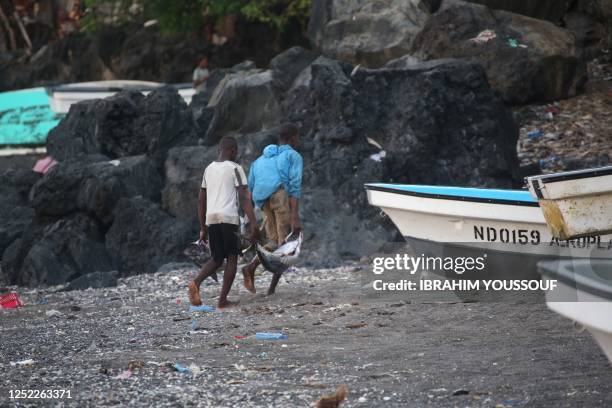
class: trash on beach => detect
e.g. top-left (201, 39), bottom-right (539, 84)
top-left (369, 150), bottom-right (387, 162)
top-left (233, 335), bottom-right (247, 340)
top-left (189, 305), bottom-right (215, 312)
top-left (345, 322), bottom-right (367, 329)
top-left (0, 292), bottom-right (22, 309)
top-left (45, 309), bottom-right (63, 318)
top-left (115, 369), bottom-right (132, 379)
top-left (33, 156), bottom-right (57, 174)
top-left (507, 38), bottom-right (519, 48)
top-left (256, 232), bottom-right (303, 274)
top-left (255, 332), bottom-right (288, 340)
top-left (173, 363), bottom-right (191, 374)
top-left (315, 385), bottom-right (348, 408)
top-left (527, 129), bottom-right (543, 140)
top-left (366, 137), bottom-right (383, 150)
top-left (10, 359), bottom-right (35, 367)
top-left (470, 29), bottom-right (496, 44)
top-left (350, 64), bottom-right (361, 77)
top-left (452, 389), bottom-right (470, 396)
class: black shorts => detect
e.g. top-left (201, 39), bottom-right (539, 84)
top-left (208, 223), bottom-right (240, 262)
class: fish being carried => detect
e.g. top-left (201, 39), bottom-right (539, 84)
top-left (256, 232), bottom-right (303, 275)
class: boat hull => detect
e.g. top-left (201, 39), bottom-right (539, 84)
top-left (47, 81), bottom-right (196, 114)
top-left (539, 260), bottom-right (612, 364)
top-left (366, 184), bottom-right (612, 279)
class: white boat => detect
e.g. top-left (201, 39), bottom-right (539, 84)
top-left (539, 260), bottom-right (612, 364)
top-left (365, 184), bottom-right (612, 279)
top-left (526, 166), bottom-right (612, 240)
top-left (46, 80), bottom-right (196, 114)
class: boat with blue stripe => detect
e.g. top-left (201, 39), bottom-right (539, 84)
top-left (365, 183), bottom-right (612, 279)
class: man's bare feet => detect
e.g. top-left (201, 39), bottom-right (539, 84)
top-left (188, 280), bottom-right (202, 306)
top-left (218, 300), bottom-right (239, 309)
top-left (241, 265), bottom-right (256, 294)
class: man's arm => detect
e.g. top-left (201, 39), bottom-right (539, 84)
top-left (238, 185), bottom-right (259, 241)
top-left (287, 153), bottom-right (303, 233)
top-left (198, 188), bottom-right (207, 241)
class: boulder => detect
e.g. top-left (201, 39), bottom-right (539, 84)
top-left (205, 70), bottom-right (281, 145)
top-left (0, 205), bottom-right (35, 257)
top-left (270, 47), bottom-right (319, 93)
top-left (105, 197), bottom-right (197, 275)
top-left (162, 146), bottom-right (218, 218)
top-left (412, 0), bottom-right (587, 104)
top-left (0, 169), bottom-right (40, 256)
top-left (30, 155), bottom-right (162, 224)
top-left (467, 0), bottom-right (570, 23)
top-left (65, 270), bottom-right (119, 291)
top-left (2, 214), bottom-right (114, 287)
top-left (284, 57), bottom-right (520, 215)
top-left (307, 0), bottom-right (432, 67)
top-left (47, 88), bottom-right (197, 165)
top-left (0, 168), bottom-right (40, 207)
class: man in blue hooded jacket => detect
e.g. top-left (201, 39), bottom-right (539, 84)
top-left (242, 123), bottom-right (303, 294)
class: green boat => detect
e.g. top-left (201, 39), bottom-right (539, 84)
top-left (0, 87), bottom-right (63, 146)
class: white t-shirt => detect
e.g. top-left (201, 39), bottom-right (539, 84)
top-left (201, 160), bottom-right (247, 225)
top-left (193, 68), bottom-right (210, 93)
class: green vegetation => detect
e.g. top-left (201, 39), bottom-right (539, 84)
top-left (82, 0), bottom-right (311, 34)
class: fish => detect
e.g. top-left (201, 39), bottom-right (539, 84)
top-left (256, 232), bottom-right (303, 274)
top-left (182, 240), bottom-right (218, 283)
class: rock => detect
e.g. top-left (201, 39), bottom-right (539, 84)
top-left (412, 0), bottom-right (587, 104)
top-left (205, 70), bottom-right (281, 145)
top-left (0, 168), bottom-right (40, 207)
top-left (0, 168), bottom-right (40, 255)
top-left (285, 57), bottom-right (519, 214)
top-left (30, 155), bottom-right (162, 224)
top-left (231, 60), bottom-right (257, 72)
top-left (565, 11), bottom-right (607, 59)
top-left (3, 214), bottom-right (114, 287)
top-left (189, 93), bottom-right (216, 138)
top-left (467, 0), bottom-right (570, 22)
top-left (307, 0), bottom-right (431, 67)
top-left (65, 271), bottom-right (119, 291)
top-left (105, 197), bottom-right (197, 275)
top-left (162, 146), bottom-right (217, 218)
top-left (47, 88), bottom-right (197, 166)
top-left (270, 46), bottom-right (319, 93)
top-left (0, 205), bottom-right (35, 257)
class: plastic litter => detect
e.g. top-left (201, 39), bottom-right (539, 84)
top-left (0, 292), bottom-right (22, 309)
top-left (507, 38), bottom-right (519, 48)
top-left (255, 332), bottom-right (288, 340)
top-left (33, 156), bottom-right (57, 174)
top-left (369, 150), bottom-right (387, 162)
top-left (527, 129), bottom-right (543, 140)
top-left (45, 309), bottom-right (63, 318)
top-left (470, 29), bottom-right (496, 44)
top-left (233, 335), bottom-right (247, 340)
top-left (10, 359), bottom-right (35, 367)
top-left (115, 369), bottom-right (132, 379)
top-left (173, 363), bottom-right (191, 374)
top-left (189, 305), bottom-right (215, 312)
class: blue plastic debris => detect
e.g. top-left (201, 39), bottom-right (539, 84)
top-left (507, 38), bottom-right (519, 48)
top-left (527, 129), bottom-right (543, 140)
top-left (191, 319), bottom-right (198, 330)
top-left (173, 363), bottom-right (190, 374)
top-left (256, 332), bottom-right (288, 340)
top-left (189, 305), bottom-right (215, 312)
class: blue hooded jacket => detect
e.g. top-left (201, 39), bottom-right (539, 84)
top-left (248, 144), bottom-right (303, 209)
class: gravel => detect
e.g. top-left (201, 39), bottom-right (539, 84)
top-left (1, 262), bottom-right (611, 407)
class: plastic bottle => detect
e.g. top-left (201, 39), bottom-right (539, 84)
top-left (255, 332), bottom-right (288, 340)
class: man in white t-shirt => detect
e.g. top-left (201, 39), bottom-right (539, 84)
top-left (193, 56), bottom-right (210, 94)
top-left (188, 136), bottom-right (259, 309)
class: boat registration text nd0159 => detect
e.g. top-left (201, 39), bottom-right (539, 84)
top-left (473, 225), bottom-right (540, 245)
